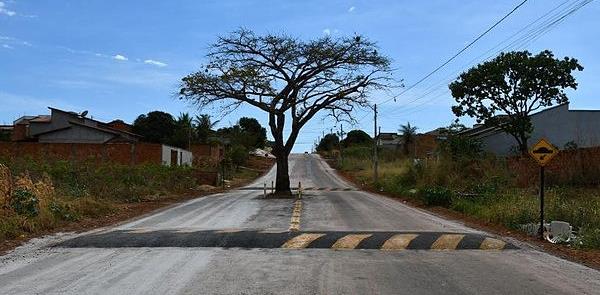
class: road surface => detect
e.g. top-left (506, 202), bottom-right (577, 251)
top-left (1, 154), bottom-right (599, 294)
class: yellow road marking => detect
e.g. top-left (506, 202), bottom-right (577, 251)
top-left (331, 234), bottom-right (372, 249)
top-left (479, 237), bottom-right (506, 250)
top-left (289, 199), bottom-right (303, 231)
top-left (431, 234), bottom-right (465, 250)
top-left (381, 234), bottom-right (419, 250)
top-left (282, 233), bottom-right (325, 249)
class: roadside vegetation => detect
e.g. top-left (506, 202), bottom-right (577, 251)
top-left (0, 158), bottom-right (194, 242)
top-left (321, 125), bottom-right (600, 250)
top-left (318, 49), bottom-right (600, 250)
top-left (0, 155), bottom-right (271, 245)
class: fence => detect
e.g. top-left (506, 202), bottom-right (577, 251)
top-left (0, 142), bottom-right (164, 165)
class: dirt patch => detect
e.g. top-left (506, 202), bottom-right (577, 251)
top-left (331, 160), bottom-right (600, 271)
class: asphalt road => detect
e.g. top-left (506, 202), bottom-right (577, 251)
top-left (1, 154), bottom-right (599, 294)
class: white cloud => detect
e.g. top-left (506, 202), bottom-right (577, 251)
top-left (323, 28), bottom-right (331, 35)
top-left (113, 54), bottom-right (128, 61)
top-left (2, 44), bottom-right (13, 49)
top-left (0, 1), bottom-right (16, 16)
top-left (144, 59), bottom-right (167, 67)
top-left (348, 6), bottom-right (356, 13)
top-left (0, 35), bottom-right (31, 48)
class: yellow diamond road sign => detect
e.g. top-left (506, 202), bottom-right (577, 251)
top-left (529, 138), bottom-right (558, 166)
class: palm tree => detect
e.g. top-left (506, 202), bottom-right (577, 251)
top-left (194, 114), bottom-right (219, 143)
top-left (177, 113), bottom-right (194, 149)
top-left (399, 122), bottom-right (418, 156)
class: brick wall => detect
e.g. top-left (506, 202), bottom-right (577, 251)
top-left (508, 146), bottom-right (600, 187)
top-left (0, 142), bottom-right (162, 165)
top-left (191, 143), bottom-right (222, 167)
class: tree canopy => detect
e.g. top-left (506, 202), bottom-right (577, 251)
top-left (449, 50), bottom-right (583, 154)
top-left (316, 133), bottom-right (340, 152)
top-left (216, 117), bottom-right (267, 149)
top-left (132, 111), bottom-right (177, 144)
top-left (194, 114), bottom-right (218, 143)
top-left (179, 29), bottom-right (392, 194)
top-left (342, 130), bottom-right (372, 147)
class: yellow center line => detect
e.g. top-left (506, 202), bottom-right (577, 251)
top-left (431, 234), bottom-right (465, 250)
top-left (479, 237), bottom-right (507, 250)
top-left (289, 199), bottom-right (303, 231)
top-left (281, 233), bottom-right (325, 249)
top-left (381, 234), bottom-right (419, 250)
top-left (331, 234), bottom-right (372, 249)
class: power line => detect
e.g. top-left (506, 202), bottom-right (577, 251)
top-left (381, 0), bottom-right (593, 120)
top-left (356, 0), bottom-right (530, 123)
top-left (381, 0), bottom-right (529, 105)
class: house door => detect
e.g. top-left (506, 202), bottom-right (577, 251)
top-left (170, 150), bottom-right (178, 166)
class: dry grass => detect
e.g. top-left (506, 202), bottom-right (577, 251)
top-left (338, 150), bottom-right (600, 249)
top-left (0, 158), bottom-right (203, 242)
top-left (0, 164), bottom-right (10, 207)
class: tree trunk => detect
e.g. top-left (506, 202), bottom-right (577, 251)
top-left (275, 152), bottom-right (292, 196)
top-left (519, 135), bottom-right (529, 156)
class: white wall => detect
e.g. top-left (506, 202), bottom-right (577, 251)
top-left (480, 104), bottom-right (600, 155)
top-left (161, 145), bottom-right (193, 166)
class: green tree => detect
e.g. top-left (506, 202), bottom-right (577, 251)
top-left (132, 111), bottom-right (177, 144)
top-left (179, 29), bottom-right (391, 194)
top-left (438, 123), bottom-right (482, 159)
top-left (399, 122), bottom-right (418, 156)
top-left (238, 117), bottom-right (267, 149)
top-left (228, 144), bottom-right (248, 168)
top-left (170, 113), bottom-right (194, 149)
top-left (342, 130), bottom-right (372, 147)
top-left (316, 133), bottom-right (340, 152)
top-left (194, 114), bottom-right (218, 143)
top-left (449, 50), bottom-right (583, 155)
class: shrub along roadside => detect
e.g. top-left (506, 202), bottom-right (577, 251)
top-left (335, 152), bottom-right (600, 250)
top-left (0, 158), bottom-right (204, 243)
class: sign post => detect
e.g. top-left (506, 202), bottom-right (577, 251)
top-left (528, 138), bottom-right (559, 239)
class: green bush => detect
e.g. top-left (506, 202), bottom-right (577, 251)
top-left (575, 227), bottom-right (600, 249)
top-left (420, 186), bottom-right (453, 207)
top-left (48, 201), bottom-right (80, 221)
top-left (10, 188), bottom-right (39, 217)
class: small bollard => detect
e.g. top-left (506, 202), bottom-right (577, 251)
top-left (271, 181), bottom-right (274, 194)
top-left (298, 181), bottom-right (302, 199)
top-left (264, 182), bottom-right (267, 198)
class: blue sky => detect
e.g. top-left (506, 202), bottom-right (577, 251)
top-left (1, 0), bottom-right (599, 152)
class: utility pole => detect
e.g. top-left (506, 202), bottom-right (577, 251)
top-left (373, 104), bottom-right (379, 183)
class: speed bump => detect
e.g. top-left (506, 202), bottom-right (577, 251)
top-left (381, 234), bottom-right (419, 250)
top-left (56, 230), bottom-right (517, 251)
top-left (282, 233), bottom-right (325, 249)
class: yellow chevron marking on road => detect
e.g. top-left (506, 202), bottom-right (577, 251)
top-left (431, 234), bottom-right (465, 250)
top-left (381, 234), bottom-right (419, 250)
top-left (289, 199), bottom-right (303, 231)
top-left (331, 234), bottom-right (372, 249)
top-left (479, 237), bottom-right (507, 250)
top-left (282, 233), bottom-right (325, 249)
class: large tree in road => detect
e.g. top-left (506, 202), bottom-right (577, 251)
top-left (449, 50), bottom-right (582, 155)
top-left (179, 29), bottom-right (391, 195)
